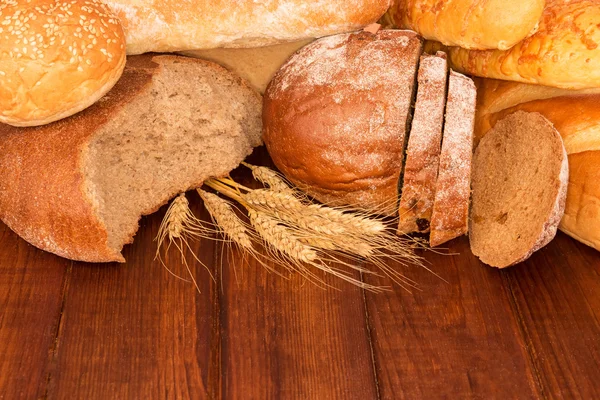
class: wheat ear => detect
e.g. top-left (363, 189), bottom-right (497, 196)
top-left (155, 193), bottom-right (207, 293)
top-left (198, 189), bottom-right (253, 250)
top-left (242, 162), bottom-right (290, 192)
top-left (248, 209), bottom-right (317, 263)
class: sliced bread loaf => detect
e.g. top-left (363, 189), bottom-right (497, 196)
top-left (0, 55), bottom-right (262, 263)
top-left (430, 70), bottom-right (477, 247)
top-left (470, 111), bottom-right (568, 268)
top-left (398, 51), bottom-right (448, 234)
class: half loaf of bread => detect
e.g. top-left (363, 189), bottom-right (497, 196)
top-left (0, 55), bottom-right (262, 262)
top-left (470, 111), bottom-right (568, 268)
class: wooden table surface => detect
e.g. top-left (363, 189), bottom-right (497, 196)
top-left (1, 149), bottom-right (600, 399)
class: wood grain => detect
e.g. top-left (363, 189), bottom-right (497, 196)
top-left (218, 159), bottom-right (379, 399)
top-left (2, 155), bottom-right (600, 398)
top-left (0, 222), bottom-right (69, 399)
top-left (364, 237), bottom-right (541, 399)
top-left (44, 200), bottom-right (220, 399)
top-left (504, 232), bottom-right (600, 399)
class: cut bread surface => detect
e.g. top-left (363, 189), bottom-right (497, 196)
top-left (84, 57), bottom-right (263, 254)
top-left (470, 111), bottom-right (568, 268)
top-left (0, 55), bottom-right (262, 262)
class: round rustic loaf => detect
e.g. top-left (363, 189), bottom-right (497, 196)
top-left (263, 30), bottom-right (423, 214)
top-left (0, 0), bottom-right (126, 127)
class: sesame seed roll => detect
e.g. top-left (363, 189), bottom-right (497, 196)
top-left (0, 0), bottom-right (126, 127)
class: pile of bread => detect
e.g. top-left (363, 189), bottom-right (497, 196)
top-left (0, 0), bottom-right (597, 269)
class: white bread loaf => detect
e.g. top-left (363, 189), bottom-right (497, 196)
top-left (475, 78), bottom-right (600, 251)
top-left (0, 55), bottom-right (262, 262)
top-left (103, 0), bottom-right (392, 54)
top-left (449, 0), bottom-right (600, 89)
top-left (470, 112), bottom-right (568, 268)
top-left (384, 0), bottom-right (544, 50)
top-left (0, 0), bottom-right (126, 127)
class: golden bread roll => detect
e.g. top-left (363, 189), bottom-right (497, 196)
top-left (475, 78), bottom-right (600, 251)
top-left (384, 0), bottom-right (544, 50)
top-left (0, 0), bottom-right (126, 127)
top-left (103, 0), bottom-right (391, 54)
top-left (450, 0), bottom-right (600, 89)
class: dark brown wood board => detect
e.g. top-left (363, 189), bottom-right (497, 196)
top-left (1, 160), bottom-right (600, 399)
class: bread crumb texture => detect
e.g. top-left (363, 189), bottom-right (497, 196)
top-left (0, 0), bottom-right (126, 126)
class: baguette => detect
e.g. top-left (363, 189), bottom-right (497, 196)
top-left (0, 55), bottom-right (262, 262)
top-left (104, 0), bottom-right (392, 54)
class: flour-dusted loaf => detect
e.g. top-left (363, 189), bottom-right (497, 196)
top-left (263, 30), bottom-right (423, 215)
top-left (0, 55), bottom-right (262, 262)
top-left (0, 0), bottom-right (126, 127)
top-left (449, 0), bottom-right (600, 89)
top-left (430, 71), bottom-right (476, 247)
top-left (470, 112), bottom-right (568, 268)
top-left (398, 52), bottom-right (448, 234)
top-left (385, 0), bottom-right (544, 50)
top-left (103, 0), bottom-right (391, 54)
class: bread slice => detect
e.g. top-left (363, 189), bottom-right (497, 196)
top-left (398, 52), bottom-right (448, 234)
top-left (430, 70), bottom-right (477, 246)
top-left (0, 55), bottom-right (262, 262)
top-left (470, 111), bottom-right (568, 268)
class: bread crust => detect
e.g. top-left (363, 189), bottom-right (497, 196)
top-left (429, 71), bottom-right (476, 247)
top-left (398, 52), bottom-right (448, 234)
top-left (0, 0), bottom-right (127, 127)
top-left (475, 79), bottom-right (600, 251)
top-left (263, 30), bottom-right (423, 215)
top-left (449, 0), bottom-right (600, 89)
top-left (0, 54), bottom-right (262, 262)
top-left (385, 0), bottom-right (544, 50)
top-left (104, 0), bottom-right (391, 54)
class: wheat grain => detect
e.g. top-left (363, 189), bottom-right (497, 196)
top-left (249, 209), bottom-right (317, 263)
top-left (198, 190), bottom-right (253, 250)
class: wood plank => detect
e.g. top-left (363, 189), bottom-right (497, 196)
top-left (364, 236), bottom-right (541, 399)
top-left (219, 248), bottom-right (379, 399)
top-left (0, 222), bottom-right (69, 399)
top-left (503, 232), bottom-right (600, 399)
top-left (218, 153), bottom-right (379, 399)
top-left (45, 199), bottom-right (220, 399)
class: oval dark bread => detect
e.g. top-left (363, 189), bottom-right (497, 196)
top-left (470, 111), bottom-right (569, 268)
top-left (0, 54), bottom-right (262, 263)
top-left (263, 30), bottom-right (423, 215)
